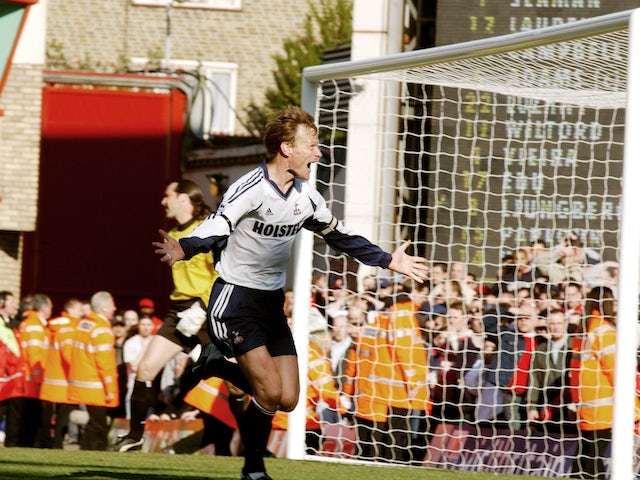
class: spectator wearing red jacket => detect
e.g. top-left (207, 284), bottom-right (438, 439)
top-left (0, 291), bottom-right (24, 447)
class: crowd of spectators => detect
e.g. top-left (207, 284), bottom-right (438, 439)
top-left (306, 231), bottom-right (634, 475)
top-left (0, 231), bottom-right (634, 477)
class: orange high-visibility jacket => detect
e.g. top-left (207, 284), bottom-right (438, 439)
top-left (343, 313), bottom-right (412, 422)
top-left (388, 300), bottom-right (430, 412)
top-left (305, 342), bottom-right (342, 431)
top-left (68, 312), bottom-right (119, 407)
top-left (272, 342), bottom-right (342, 431)
top-left (40, 313), bottom-right (77, 404)
top-left (0, 320), bottom-right (24, 401)
top-left (18, 310), bottom-right (47, 399)
top-left (184, 377), bottom-right (237, 429)
top-left (570, 311), bottom-right (640, 431)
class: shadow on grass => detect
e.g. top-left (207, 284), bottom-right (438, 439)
top-left (0, 451), bottom-right (242, 480)
top-left (4, 472), bottom-right (237, 480)
top-left (0, 460), bottom-right (238, 480)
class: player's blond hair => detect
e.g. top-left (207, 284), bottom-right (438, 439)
top-left (263, 105), bottom-right (317, 161)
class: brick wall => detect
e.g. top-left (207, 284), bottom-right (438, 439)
top-left (0, 63), bottom-right (43, 293)
top-left (46, 0), bottom-right (319, 134)
top-left (0, 232), bottom-right (22, 296)
top-left (0, 64), bottom-right (42, 232)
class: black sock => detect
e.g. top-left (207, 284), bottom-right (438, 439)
top-left (229, 392), bottom-right (249, 428)
top-left (228, 392), bottom-right (248, 455)
top-left (239, 398), bottom-right (275, 474)
top-left (129, 380), bottom-right (154, 441)
top-left (204, 358), bottom-right (253, 395)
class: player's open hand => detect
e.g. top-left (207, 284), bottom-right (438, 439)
top-left (387, 240), bottom-right (428, 284)
top-left (152, 229), bottom-right (185, 266)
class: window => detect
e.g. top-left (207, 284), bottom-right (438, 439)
top-left (130, 58), bottom-right (238, 136)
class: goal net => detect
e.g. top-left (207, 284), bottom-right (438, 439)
top-left (289, 8), bottom-right (640, 478)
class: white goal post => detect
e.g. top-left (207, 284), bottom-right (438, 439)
top-left (288, 8), bottom-right (640, 478)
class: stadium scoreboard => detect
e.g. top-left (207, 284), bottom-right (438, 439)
top-left (436, 1), bottom-right (637, 45)
top-left (425, 1), bottom-right (635, 271)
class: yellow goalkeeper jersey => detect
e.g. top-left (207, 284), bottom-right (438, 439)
top-left (169, 218), bottom-right (218, 306)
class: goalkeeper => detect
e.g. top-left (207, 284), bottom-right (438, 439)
top-left (111, 179), bottom-right (248, 452)
top-left (154, 105), bottom-right (429, 480)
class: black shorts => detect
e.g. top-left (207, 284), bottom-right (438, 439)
top-left (155, 298), bottom-right (210, 353)
top-left (206, 277), bottom-right (296, 358)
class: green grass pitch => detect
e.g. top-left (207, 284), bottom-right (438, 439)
top-left (0, 448), bottom-right (527, 480)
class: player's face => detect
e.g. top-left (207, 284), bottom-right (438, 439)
top-left (161, 182), bottom-right (180, 219)
top-left (286, 125), bottom-right (321, 180)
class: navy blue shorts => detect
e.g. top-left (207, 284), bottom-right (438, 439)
top-left (206, 277), bottom-right (297, 358)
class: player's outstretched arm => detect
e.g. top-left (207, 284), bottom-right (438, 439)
top-left (152, 229), bottom-right (185, 266)
top-left (387, 240), bottom-right (429, 284)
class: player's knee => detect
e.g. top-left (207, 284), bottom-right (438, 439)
top-left (249, 381), bottom-right (279, 409)
top-left (278, 389), bottom-right (300, 412)
top-left (279, 397), bottom-right (299, 413)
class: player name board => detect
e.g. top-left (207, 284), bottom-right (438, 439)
top-left (425, 1), bottom-right (634, 275)
top-left (436, 1), bottom-right (637, 46)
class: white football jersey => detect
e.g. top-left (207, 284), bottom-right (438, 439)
top-left (180, 161), bottom-right (391, 291)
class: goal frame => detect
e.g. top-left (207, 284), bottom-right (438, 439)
top-left (289, 8), bottom-right (640, 479)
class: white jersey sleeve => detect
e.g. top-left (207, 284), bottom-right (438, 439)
top-left (303, 189), bottom-right (392, 268)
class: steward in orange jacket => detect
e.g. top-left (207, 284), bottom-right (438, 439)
top-left (14, 294), bottom-right (53, 447)
top-left (68, 312), bottom-right (118, 408)
top-left (41, 313), bottom-right (76, 404)
top-left (19, 307), bottom-right (49, 399)
top-left (569, 287), bottom-right (640, 479)
top-left (40, 299), bottom-right (83, 449)
top-left (273, 334), bottom-right (346, 428)
top-left (570, 312), bottom-right (618, 432)
top-left (343, 291), bottom-right (429, 461)
top-left (306, 339), bottom-right (343, 432)
top-left (272, 335), bottom-right (344, 454)
top-left (387, 296), bottom-right (430, 413)
top-left (185, 377), bottom-right (238, 430)
top-left (169, 376), bottom-right (239, 456)
top-left (68, 291), bottom-right (119, 451)
top-left (343, 313), bottom-right (406, 423)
